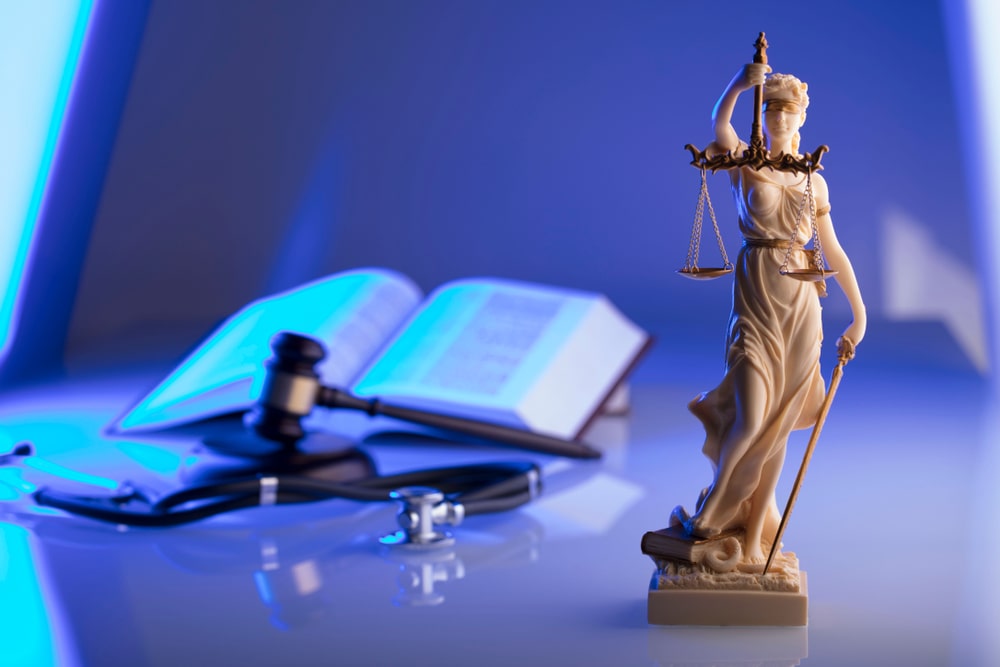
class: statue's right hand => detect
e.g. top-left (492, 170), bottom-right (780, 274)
top-left (734, 63), bottom-right (771, 91)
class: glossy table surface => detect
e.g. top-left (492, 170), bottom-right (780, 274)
top-left (0, 326), bottom-right (996, 667)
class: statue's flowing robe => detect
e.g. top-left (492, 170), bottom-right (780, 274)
top-left (689, 163), bottom-right (826, 534)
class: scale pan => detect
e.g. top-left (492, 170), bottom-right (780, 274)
top-left (780, 269), bottom-right (838, 282)
top-left (677, 267), bottom-right (733, 280)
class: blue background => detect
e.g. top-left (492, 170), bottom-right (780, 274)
top-left (63, 0), bottom-right (971, 370)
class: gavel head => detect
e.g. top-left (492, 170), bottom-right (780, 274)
top-left (248, 331), bottom-right (326, 445)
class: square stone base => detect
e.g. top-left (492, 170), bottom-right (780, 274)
top-left (647, 571), bottom-right (808, 626)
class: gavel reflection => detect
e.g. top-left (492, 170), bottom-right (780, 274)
top-left (248, 332), bottom-right (601, 459)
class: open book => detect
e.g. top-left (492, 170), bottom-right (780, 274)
top-left (114, 268), bottom-right (652, 441)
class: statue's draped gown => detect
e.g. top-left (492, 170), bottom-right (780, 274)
top-left (688, 160), bottom-right (826, 536)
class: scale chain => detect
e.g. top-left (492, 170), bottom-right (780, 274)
top-left (780, 172), bottom-right (819, 274)
top-left (806, 177), bottom-right (826, 272)
top-left (705, 174), bottom-right (731, 270)
top-left (682, 167), bottom-right (732, 275)
top-left (684, 169), bottom-right (708, 271)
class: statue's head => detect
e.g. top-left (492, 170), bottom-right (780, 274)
top-left (763, 73), bottom-right (809, 153)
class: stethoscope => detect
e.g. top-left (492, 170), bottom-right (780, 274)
top-left (3, 442), bottom-right (541, 547)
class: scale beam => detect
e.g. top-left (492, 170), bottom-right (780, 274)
top-left (685, 143), bottom-right (829, 175)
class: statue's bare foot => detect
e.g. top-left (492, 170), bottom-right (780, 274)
top-left (737, 558), bottom-right (766, 574)
top-left (683, 514), bottom-right (722, 539)
top-left (744, 543), bottom-right (766, 565)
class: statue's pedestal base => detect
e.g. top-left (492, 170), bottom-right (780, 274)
top-left (648, 570), bottom-right (808, 626)
top-left (642, 525), bottom-right (808, 626)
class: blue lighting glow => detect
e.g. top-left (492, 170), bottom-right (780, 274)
top-left (22, 457), bottom-right (119, 491)
top-left (0, 523), bottom-right (61, 666)
top-left (965, 0), bottom-right (1000, 366)
top-left (0, 1), bottom-right (95, 364)
top-left (253, 571), bottom-right (275, 605)
top-left (0, 468), bottom-right (37, 500)
top-left (115, 442), bottom-right (182, 475)
top-left (951, 5), bottom-right (1000, 663)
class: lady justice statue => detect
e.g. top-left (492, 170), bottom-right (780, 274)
top-left (642, 34), bottom-right (867, 626)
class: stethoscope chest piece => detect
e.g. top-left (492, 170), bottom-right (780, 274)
top-left (379, 486), bottom-right (465, 549)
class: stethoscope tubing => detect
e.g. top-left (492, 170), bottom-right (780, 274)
top-left (33, 461), bottom-right (541, 527)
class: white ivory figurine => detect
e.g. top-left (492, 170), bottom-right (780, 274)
top-left (672, 62), bottom-right (868, 568)
top-left (644, 34), bottom-right (868, 624)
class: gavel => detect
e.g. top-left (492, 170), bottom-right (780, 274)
top-left (248, 332), bottom-right (602, 459)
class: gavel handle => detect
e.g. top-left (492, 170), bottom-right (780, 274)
top-left (316, 387), bottom-right (602, 460)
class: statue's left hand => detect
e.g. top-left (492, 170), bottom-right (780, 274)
top-left (836, 335), bottom-right (857, 363)
top-left (839, 317), bottom-right (866, 355)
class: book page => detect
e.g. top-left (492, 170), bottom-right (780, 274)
top-left (115, 268), bottom-right (422, 432)
top-left (364, 290), bottom-right (562, 392)
top-left (312, 272), bottom-right (423, 387)
top-left (351, 278), bottom-right (643, 435)
top-left (517, 296), bottom-right (649, 437)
